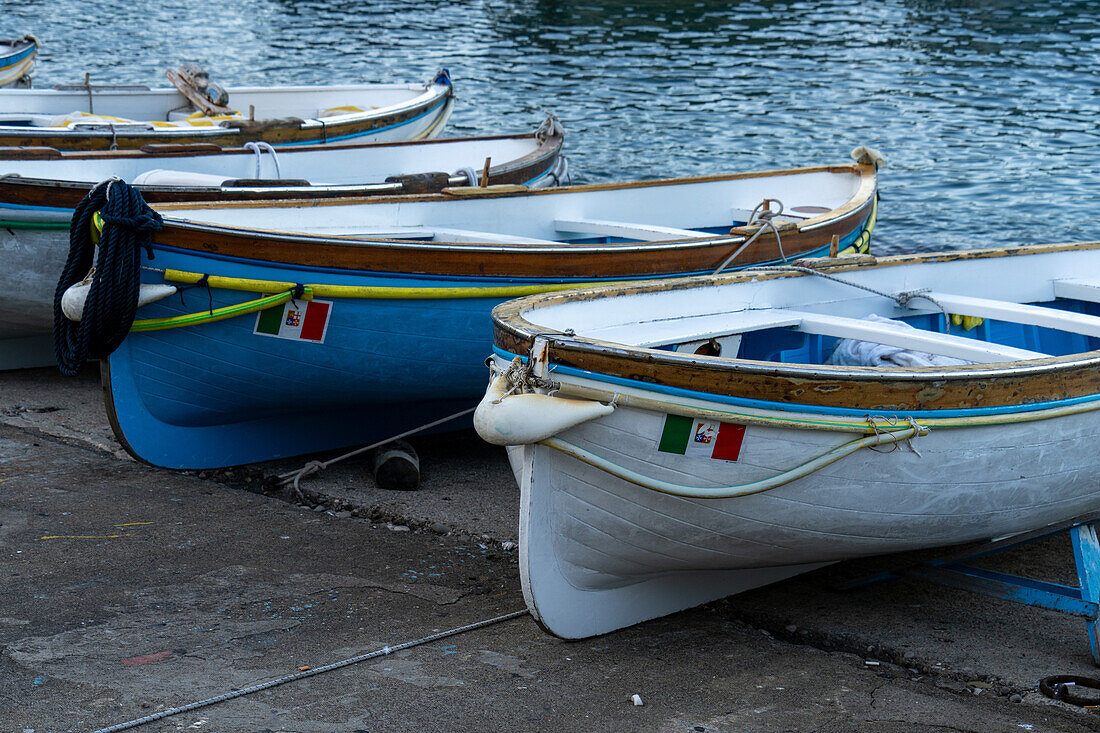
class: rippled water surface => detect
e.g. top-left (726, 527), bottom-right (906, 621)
top-left (9, 1), bottom-right (1100, 253)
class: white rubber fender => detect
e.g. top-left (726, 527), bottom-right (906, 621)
top-left (473, 373), bottom-right (615, 446)
top-left (62, 281), bottom-right (178, 322)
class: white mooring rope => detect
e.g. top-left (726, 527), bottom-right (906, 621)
top-left (243, 141), bottom-right (281, 179)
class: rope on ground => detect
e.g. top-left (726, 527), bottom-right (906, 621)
top-left (277, 406), bottom-right (476, 491)
top-left (91, 609), bottom-right (530, 733)
top-left (53, 178), bottom-right (164, 376)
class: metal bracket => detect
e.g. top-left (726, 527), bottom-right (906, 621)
top-left (838, 513), bottom-right (1100, 664)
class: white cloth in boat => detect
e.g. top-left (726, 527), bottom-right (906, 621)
top-left (826, 314), bottom-right (973, 368)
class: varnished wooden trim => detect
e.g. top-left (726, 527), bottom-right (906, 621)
top-left (0, 131), bottom-right (562, 208)
top-left (152, 163), bottom-right (875, 214)
top-left (491, 241), bottom-right (1100, 411)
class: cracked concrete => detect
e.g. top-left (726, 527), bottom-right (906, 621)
top-left (3, 368), bottom-right (1100, 730)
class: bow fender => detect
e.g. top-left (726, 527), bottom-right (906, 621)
top-left (62, 281), bottom-right (177, 322)
top-left (474, 373), bottom-right (615, 446)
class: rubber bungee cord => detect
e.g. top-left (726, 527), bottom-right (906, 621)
top-left (53, 179), bottom-right (163, 376)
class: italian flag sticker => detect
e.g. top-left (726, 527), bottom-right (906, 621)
top-left (254, 298), bottom-right (332, 343)
top-left (658, 414), bottom-right (746, 461)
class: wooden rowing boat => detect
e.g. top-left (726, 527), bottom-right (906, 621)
top-left (0, 121), bottom-right (565, 369)
top-left (477, 242), bottom-right (1100, 639)
top-left (0, 68), bottom-right (454, 150)
top-left (95, 159), bottom-right (877, 468)
top-left (0, 36), bottom-right (36, 88)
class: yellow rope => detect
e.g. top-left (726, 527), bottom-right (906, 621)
top-left (161, 269), bottom-right (628, 300)
top-left (130, 288), bottom-right (308, 332)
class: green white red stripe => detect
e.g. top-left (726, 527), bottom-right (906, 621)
top-left (254, 298), bottom-right (331, 343)
top-left (658, 414), bottom-right (746, 461)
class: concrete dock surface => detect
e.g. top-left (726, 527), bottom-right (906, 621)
top-left (3, 366), bottom-right (1100, 731)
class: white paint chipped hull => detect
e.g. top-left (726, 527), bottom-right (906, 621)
top-left (519, 401), bottom-right (1100, 639)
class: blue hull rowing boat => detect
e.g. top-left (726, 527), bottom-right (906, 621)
top-left (93, 158), bottom-right (878, 468)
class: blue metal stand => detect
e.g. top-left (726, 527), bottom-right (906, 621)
top-left (839, 514), bottom-right (1100, 664)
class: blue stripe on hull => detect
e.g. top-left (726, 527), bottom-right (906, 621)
top-left (0, 44), bottom-right (34, 70)
top-left (276, 96), bottom-right (450, 146)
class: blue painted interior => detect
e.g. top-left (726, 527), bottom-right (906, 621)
top-left (728, 299), bottom-right (1100, 365)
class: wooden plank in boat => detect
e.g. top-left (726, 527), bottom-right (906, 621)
top-left (1053, 279), bottom-right (1100, 305)
top-left (441, 184), bottom-right (528, 196)
top-left (553, 218), bottom-right (703, 242)
top-left (331, 226), bottom-right (561, 245)
top-left (599, 308), bottom-right (1044, 363)
top-left (919, 291), bottom-right (1100, 338)
top-left (593, 309), bottom-right (802, 346)
top-left (429, 227), bottom-right (561, 245)
top-left (330, 227), bottom-right (429, 240)
top-left (792, 311), bottom-right (1046, 363)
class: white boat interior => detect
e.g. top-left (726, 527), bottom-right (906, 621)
top-left (161, 168), bottom-right (865, 245)
top-left (0, 136), bottom-right (541, 187)
top-left (0, 83), bottom-right (442, 125)
top-left (520, 246), bottom-right (1100, 366)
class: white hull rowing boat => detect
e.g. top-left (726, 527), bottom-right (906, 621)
top-left (0, 70), bottom-right (454, 149)
top-left (0, 36), bottom-right (36, 88)
top-left (480, 242), bottom-right (1100, 638)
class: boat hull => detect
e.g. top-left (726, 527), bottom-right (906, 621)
top-left (519, 399), bottom-right (1100, 638)
top-left (105, 250), bottom-right (504, 467)
top-left (0, 77), bottom-right (453, 150)
top-left (485, 241), bottom-right (1100, 638)
top-left (0, 128), bottom-right (564, 219)
top-left (0, 39), bottom-right (35, 88)
top-left (100, 163), bottom-right (877, 465)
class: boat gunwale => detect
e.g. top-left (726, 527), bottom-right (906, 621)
top-left (489, 240), bottom-right (1100, 383)
top-left (147, 163), bottom-right (875, 251)
top-left (0, 127), bottom-right (555, 163)
top-left (152, 161), bottom-right (872, 215)
top-left (0, 128), bottom-right (563, 202)
top-left (0, 38), bottom-right (35, 61)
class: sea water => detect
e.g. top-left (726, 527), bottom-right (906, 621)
top-left (9, 0), bottom-right (1100, 253)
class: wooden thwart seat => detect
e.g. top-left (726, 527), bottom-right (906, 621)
top-left (597, 308), bottom-right (1046, 363)
top-left (554, 217), bottom-right (703, 242)
top-left (792, 311), bottom-right (1045, 363)
top-left (1053, 279), bottom-right (1100, 305)
top-left (916, 290), bottom-right (1100, 339)
top-left (334, 225), bottom-right (561, 245)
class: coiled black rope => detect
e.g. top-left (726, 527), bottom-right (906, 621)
top-left (53, 179), bottom-right (163, 376)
